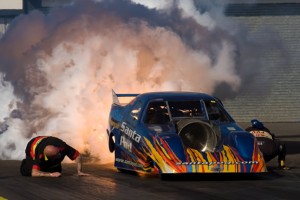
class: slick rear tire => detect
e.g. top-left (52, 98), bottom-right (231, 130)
top-left (108, 133), bottom-right (115, 152)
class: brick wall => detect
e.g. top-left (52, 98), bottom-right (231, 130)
top-left (223, 15), bottom-right (300, 122)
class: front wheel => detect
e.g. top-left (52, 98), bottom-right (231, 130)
top-left (160, 173), bottom-right (175, 181)
top-left (117, 168), bottom-right (137, 175)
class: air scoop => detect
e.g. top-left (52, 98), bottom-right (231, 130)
top-left (177, 119), bottom-right (219, 152)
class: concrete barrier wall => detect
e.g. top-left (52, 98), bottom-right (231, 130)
top-left (224, 15), bottom-right (300, 122)
top-left (238, 122), bottom-right (300, 135)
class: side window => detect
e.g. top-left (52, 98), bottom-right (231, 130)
top-left (205, 101), bottom-right (230, 123)
top-left (168, 101), bottom-right (205, 118)
top-left (127, 101), bottom-right (142, 126)
top-left (144, 101), bottom-right (170, 124)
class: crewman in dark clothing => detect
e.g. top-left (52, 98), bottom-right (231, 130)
top-left (20, 136), bottom-right (89, 177)
top-left (246, 119), bottom-right (288, 170)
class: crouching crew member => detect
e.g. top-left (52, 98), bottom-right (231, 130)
top-left (246, 119), bottom-right (288, 170)
top-left (20, 136), bottom-right (89, 177)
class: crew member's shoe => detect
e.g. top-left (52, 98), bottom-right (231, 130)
top-left (278, 160), bottom-right (290, 170)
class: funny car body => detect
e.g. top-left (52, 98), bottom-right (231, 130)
top-left (107, 91), bottom-right (267, 176)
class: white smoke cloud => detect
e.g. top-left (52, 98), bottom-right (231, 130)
top-left (0, 0), bottom-right (240, 162)
top-left (131, 0), bottom-right (216, 29)
top-left (177, 0), bottom-right (216, 30)
top-left (0, 74), bottom-right (18, 120)
top-left (0, 73), bottom-right (26, 159)
top-left (130, 0), bottom-right (174, 10)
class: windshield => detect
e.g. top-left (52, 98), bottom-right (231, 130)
top-left (144, 99), bottom-right (233, 125)
top-left (168, 101), bottom-right (206, 119)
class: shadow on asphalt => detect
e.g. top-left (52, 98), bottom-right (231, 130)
top-left (159, 171), bottom-right (283, 181)
top-left (116, 169), bottom-right (283, 181)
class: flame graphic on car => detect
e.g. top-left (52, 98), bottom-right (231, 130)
top-left (141, 136), bottom-right (267, 173)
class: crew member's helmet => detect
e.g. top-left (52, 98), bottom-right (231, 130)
top-left (251, 119), bottom-right (264, 129)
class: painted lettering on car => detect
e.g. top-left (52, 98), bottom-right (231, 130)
top-left (120, 122), bottom-right (141, 143)
top-left (176, 161), bottom-right (259, 166)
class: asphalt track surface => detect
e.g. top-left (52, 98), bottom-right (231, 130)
top-left (0, 123), bottom-right (300, 200)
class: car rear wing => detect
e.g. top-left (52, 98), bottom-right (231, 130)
top-left (112, 90), bottom-right (139, 105)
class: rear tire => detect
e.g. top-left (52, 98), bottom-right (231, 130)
top-left (108, 133), bottom-right (115, 152)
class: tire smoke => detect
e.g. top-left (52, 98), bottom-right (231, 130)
top-left (0, 0), bottom-right (257, 162)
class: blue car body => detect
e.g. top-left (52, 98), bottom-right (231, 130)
top-left (107, 91), bottom-right (267, 174)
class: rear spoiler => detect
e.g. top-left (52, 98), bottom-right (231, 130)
top-left (112, 90), bottom-right (139, 105)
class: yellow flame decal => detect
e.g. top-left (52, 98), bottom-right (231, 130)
top-left (141, 136), bottom-right (266, 173)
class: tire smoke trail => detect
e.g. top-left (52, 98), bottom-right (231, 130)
top-left (0, 0), bottom-right (241, 162)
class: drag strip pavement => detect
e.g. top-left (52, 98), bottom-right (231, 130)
top-left (2, 123), bottom-right (299, 199)
top-left (0, 158), bottom-right (299, 200)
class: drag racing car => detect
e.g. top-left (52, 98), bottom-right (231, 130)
top-left (107, 91), bottom-right (267, 175)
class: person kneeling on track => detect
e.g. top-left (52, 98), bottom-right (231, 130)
top-left (20, 136), bottom-right (89, 177)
